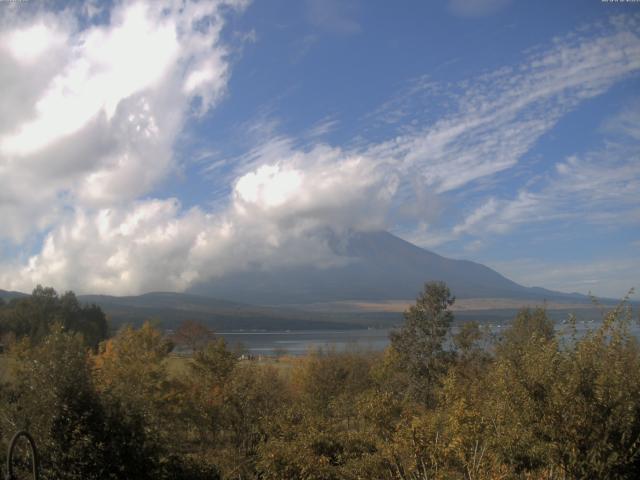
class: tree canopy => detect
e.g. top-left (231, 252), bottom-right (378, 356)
top-left (1, 282), bottom-right (639, 479)
top-left (389, 281), bottom-right (455, 405)
top-left (0, 286), bottom-right (109, 349)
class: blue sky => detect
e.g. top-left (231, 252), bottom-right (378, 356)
top-left (0, 0), bottom-right (638, 298)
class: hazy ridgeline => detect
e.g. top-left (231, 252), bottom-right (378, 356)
top-left (0, 284), bottom-right (639, 479)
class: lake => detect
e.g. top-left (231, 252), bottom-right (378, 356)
top-left (217, 320), bottom-right (640, 356)
top-left (218, 329), bottom-right (392, 356)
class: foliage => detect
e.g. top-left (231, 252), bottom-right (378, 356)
top-left (172, 320), bottom-right (216, 353)
top-left (389, 281), bottom-right (455, 405)
top-left (488, 300), bottom-right (640, 479)
top-left (0, 325), bottom-right (157, 479)
top-left (0, 286), bottom-right (108, 349)
top-left (1, 284), bottom-right (639, 479)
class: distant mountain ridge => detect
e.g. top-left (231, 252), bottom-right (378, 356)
top-left (75, 292), bottom-right (362, 331)
top-left (0, 289), bottom-right (27, 301)
top-left (0, 289), bottom-right (370, 330)
top-left (188, 231), bottom-right (585, 304)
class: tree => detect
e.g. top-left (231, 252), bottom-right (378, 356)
top-left (292, 347), bottom-right (374, 419)
top-left (500, 306), bottom-right (554, 347)
top-left (172, 320), bottom-right (215, 353)
top-left (453, 320), bottom-right (484, 354)
top-left (93, 323), bottom-right (221, 479)
top-left (0, 286), bottom-right (108, 349)
top-left (4, 325), bottom-right (157, 480)
top-left (219, 365), bottom-right (287, 476)
top-left (184, 338), bottom-right (238, 451)
top-left (189, 337), bottom-right (237, 387)
top-left (93, 322), bottom-right (174, 457)
top-left (389, 281), bottom-right (455, 406)
top-left (485, 303), bottom-right (640, 478)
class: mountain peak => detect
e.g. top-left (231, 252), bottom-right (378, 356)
top-left (188, 231), bottom-right (581, 304)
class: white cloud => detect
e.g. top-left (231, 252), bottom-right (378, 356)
top-left (1, 139), bottom-right (400, 294)
top-left (414, 130), bottom-right (640, 260)
top-left (235, 165), bottom-right (303, 209)
top-left (1, 3), bottom-right (180, 156)
top-left (464, 138), bottom-right (640, 238)
top-left (232, 143), bottom-right (398, 231)
top-left (396, 223), bottom-right (456, 250)
top-left (0, 0), bottom-right (246, 242)
top-left (602, 98), bottom-right (640, 140)
top-left (2, 23), bottom-right (66, 64)
top-left (1, 199), bottom-right (209, 295)
top-left (463, 191), bottom-right (547, 236)
top-left (305, 116), bottom-right (339, 139)
top-left (452, 198), bottom-right (498, 236)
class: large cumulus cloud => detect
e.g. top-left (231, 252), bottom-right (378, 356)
top-left (2, 143), bottom-right (399, 294)
top-left (0, 0), bottom-right (244, 241)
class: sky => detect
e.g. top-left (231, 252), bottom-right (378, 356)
top-left (0, 0), bottom-right (639, 298)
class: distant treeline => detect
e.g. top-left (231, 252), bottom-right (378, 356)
top-left (0, 285), bottom-right (108, 349)
top-left (0, 282), bottom-right (639, 479)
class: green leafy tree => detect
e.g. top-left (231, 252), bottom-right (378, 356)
top-left (183, 337), bottom-right (238, 455)
top-left (0, 286), bottom-right (108, 348)
top-left (189, 337), bottom-right (237, 387)
top-left (292, 348), bottom-right (374, 419)
top-left (497, 306), bottom-right (554, 355)
top-left (172, 320), bottom-right (215, 353)
top-left (3, 325), bottom-right (156, 479)
top-left (93, 322), bottom-right (175, 457)
top-left (486, 303), bottom-right (640, 478)
top-left (390, 281), bottom-right (455, 406)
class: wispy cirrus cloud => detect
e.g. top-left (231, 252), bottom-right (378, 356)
top-left (448, 121), bottom-right (640, 241)
top-left (370, 15), bottom-right (640, 197)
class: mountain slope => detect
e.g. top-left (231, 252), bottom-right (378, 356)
top-left (77, 292), bottom-right (360, 330)
top-left (0, 289), bottom-right (28, 301)
top-left (188, 231), bottom-right (583, 304)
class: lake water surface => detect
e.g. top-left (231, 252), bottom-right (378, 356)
top-left (218, 329), bottom-right (391, 356)
top-left (218, 320), bottom-right (640, 356)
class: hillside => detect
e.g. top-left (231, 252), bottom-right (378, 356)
top-left (76, 292), bottom-right (360, 331)
top-left (0, 289), bottom-right (28, 301)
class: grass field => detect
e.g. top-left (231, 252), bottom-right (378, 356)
top-left (0, 354), bottom-right (15, 383)
top-left (165, 353), bottom-right (298, 381)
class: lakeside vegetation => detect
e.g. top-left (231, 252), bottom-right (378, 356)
top-left (0, 284), bottom-right (639, 479)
